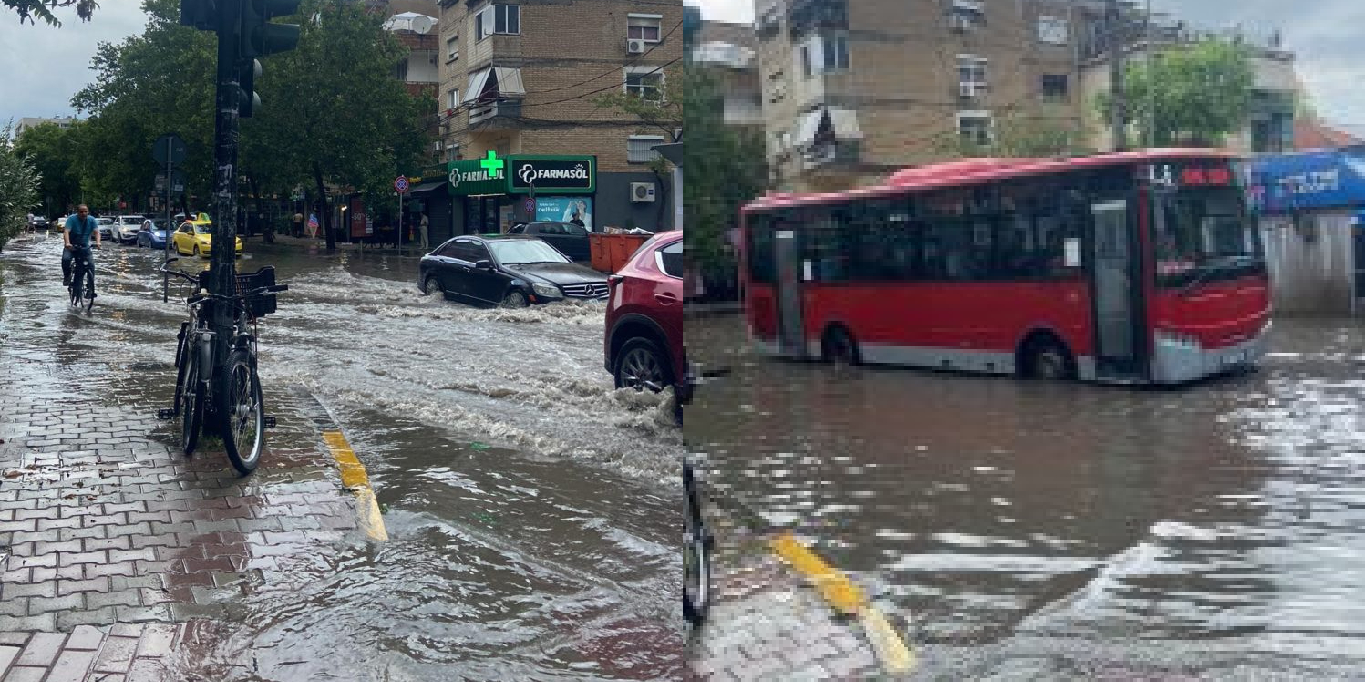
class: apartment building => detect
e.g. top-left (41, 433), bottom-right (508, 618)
top-left (15, 117), bottom-right (77, 137)
top-left (756, 0), bottom-right (1091, 193)
top-left (695, 20), bottom-right (763, 129)
top-left (425, 0), bottom-right (683, 240)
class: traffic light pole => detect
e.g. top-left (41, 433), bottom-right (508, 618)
top-left (210, 0), bottom-right (243, 410)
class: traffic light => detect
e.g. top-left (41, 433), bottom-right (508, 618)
top-left (179, 0), bottom-right (216, 31)
top-left (238, 58), bottom-right (263, 118)
top-left (241, 0), bottom-right (301, 60)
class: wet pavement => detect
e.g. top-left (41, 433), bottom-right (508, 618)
top-left (686, 312), bottom-right (1365, 678)
top-left (0, 233), bottom-right (686, 680)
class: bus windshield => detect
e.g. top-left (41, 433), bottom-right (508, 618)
top-left (1154, 187), bottom-right (1264, 288)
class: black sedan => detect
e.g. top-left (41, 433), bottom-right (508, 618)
top-left (418, 234), bottom-right (609, 307)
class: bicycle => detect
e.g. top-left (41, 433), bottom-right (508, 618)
top-left (683, 457), bottom-right (713, 626)
top-left (157, 258), bottom-right (287, 475)
top-left (67, 244), bottom-right (97, 312)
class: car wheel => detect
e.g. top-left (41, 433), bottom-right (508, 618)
top-left (424, 275), bottom-right (444, 297)
top-left (192, 244), bottom-right (201, 257)
top-left (1025, 338), bottom-right (1076, 381)
top-left (615, 337), bottom-right (673, 391)
top-left (500, 290), bottom-right (529, 308)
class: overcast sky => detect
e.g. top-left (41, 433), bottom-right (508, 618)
top-left (693, 0), bottom-right (1365, 123)
top-left (4, 2), bottom-right (1364, 128)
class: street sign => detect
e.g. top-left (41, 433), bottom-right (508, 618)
top-left (154, 170), bottom-right (187, 193)
top-left (395, 176), bottom-right (409, 193)
top-left (153, 134), bottom-right (187, 165)
top-left (523, 198), bottom-right (535, 213)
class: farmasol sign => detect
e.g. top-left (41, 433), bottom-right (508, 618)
top-left (509, 156), bottom-right (595, 195)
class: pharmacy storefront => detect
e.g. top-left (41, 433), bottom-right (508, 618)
top-left (448, 153), bottom-right (597, 234)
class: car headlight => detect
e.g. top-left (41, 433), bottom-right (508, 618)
top-left (532, 283), bottom-right (561, 299)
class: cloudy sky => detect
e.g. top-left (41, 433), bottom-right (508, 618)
top-left (692, 0), bottom-right (1365, 123)
top-left (4, 2), bottom-right (1365, 127)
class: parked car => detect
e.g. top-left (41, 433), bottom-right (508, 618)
top-left (172, 214), bottom-right (242, 258)
top-left (418, 234), bottom-right (609, 308)
top-left (29, 215), bottom-right (49, 231)
top-left (51, 215), bottom-right (69, 232)
top-left (114, 215), bottom-right (146, 244)
top-left (507, 221), bottom-right (591, 262)
top-left (137, 219), bottom-right (170, 249)
top-left (94, 217), bottom-right (116, 243)
top-left (603, 230), bottom-right (686, 422)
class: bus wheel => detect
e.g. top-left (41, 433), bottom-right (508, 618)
top-left (1026, 340), bottom-right (1074, 380)
top-left (822, 326), bottom-right (860, 367)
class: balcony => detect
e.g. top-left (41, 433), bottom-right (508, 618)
top-left (468, 99), bottom-right (523, 127)
top-left (787, 0), bottom-right (847, 37)
top-left (801, 140), bottom-right (861, 170)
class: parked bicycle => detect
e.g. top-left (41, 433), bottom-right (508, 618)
top-left (67, 244), bottom-right (97, 312)
top-left (683, 457), bottom-right (713, 626)
top-left (157, 258), bottom-right (287, 475)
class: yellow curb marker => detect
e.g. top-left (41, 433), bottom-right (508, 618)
top-left (322, 430), bottom-right (388, 542)
top-left (770, 532), bottom-right (916, 675)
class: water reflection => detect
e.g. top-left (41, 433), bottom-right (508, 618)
top-left (688, 314), bottom-right (1365, 668)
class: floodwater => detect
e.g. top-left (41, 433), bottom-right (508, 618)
top-left (686, 312), bottom-right (1365, 677)
top-left (0, 234), bottom-right (685, 680)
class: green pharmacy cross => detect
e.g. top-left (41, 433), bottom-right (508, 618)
top-left (481, 151), bottom-right (505, 177)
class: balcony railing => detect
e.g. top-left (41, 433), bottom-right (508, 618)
top-left (468, 99), bottom-right (523, 126)
top-left (787, 0), bottom-right (847, 36)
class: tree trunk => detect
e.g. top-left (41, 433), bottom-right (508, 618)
top-left (251, 176), bottom-right (274, 244)
top-left (314, 160), bottom-right (335, 253)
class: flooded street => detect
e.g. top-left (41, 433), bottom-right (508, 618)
top-left (687, 313), bottom-right (1365, 677)
top-left (0, 234), bottom-right (684, 680)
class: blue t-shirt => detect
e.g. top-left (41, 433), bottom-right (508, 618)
top-left (66, 215), bottom-right (96, 247)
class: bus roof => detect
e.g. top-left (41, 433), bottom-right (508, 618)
top-left (741, 148), bottom-right (1240, 213)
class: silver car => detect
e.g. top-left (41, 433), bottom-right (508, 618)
top-left (94, 217), bottom-right (116, 243)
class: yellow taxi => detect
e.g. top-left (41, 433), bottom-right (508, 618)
top-left (172, 213), bottom-right (244, 258)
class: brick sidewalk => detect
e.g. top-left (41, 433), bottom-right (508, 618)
top-left (0, 343), bottom-right (360, 679)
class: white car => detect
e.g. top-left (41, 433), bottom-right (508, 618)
top-left (114, 215), bottom-right (147, 244)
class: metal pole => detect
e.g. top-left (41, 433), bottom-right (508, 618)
top-left (210, 0), bottom-right (242, 414)
top-left (163, 144), bottom-right (171, 303)
top-left (1108, 0), bottom-right (1128, 152)
top-left (398, 190), bottom-right (404, 253)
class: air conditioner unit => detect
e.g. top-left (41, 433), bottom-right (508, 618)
top-left (434, 140), bottom-right (443, 151)
top-left (959, 83), bottom-right (978, 98)
top-left (630, 182), bottom-right (656, 202)
top-left (627, 39), bottom-right (647, 54)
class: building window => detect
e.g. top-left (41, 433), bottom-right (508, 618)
top-left (628, 14), bottom-right (662, 42)
top-left (957, 55), bottom-right (988, 97)
top-left (446, 35), bottom-right (459, 61)
top-left (447, 88), bottom-right (460, 110)
top-left (1037, 16), bottom-right (1068, 45)
top-left (395, 59), bottom-right (408, 81)
top-left (624, 67), bottom-right (664, 100)
top-left (799, 33), bottom-right (850, 78)
top-left (628, 135), bottom-right (666, 163)
top-left (949, 0), bottom-right (985, 30)
top-left (957, 111), bottom-right (992, 146)
top-left (1040, 74), bottom-right (1068, 100)
top-left (476, 4), bottom-right (519, 41)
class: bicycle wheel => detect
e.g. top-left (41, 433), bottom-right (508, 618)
top-left (84, 266), bottom-right (96, 312)
top-left (219, 349), bottom-right (264, 475)
top-left (178, 335), bottom-right (204, 456)
top-left (682, 462), bottom-right (712, 626)
top-left (69, 269), bottom-right (82, 306)
top-left (171, 322), bottom-right (190, 415)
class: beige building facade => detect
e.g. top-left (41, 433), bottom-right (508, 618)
top-left (756, 0), bottom-right (1096, 193)
top-left (426, 0), bottom-right (683, 237)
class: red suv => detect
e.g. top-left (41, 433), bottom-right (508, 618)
top-left (604, 230), bottom-right (688, 425)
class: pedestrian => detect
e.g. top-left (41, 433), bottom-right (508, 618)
top-left (293, 211), bottom-right (304, 237)
top-left (419, 213), bottom-right (429, 250)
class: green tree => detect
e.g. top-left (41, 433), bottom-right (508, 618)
top-left (935, 108), bottom-right (1095, 159)
top-left (5, 0), bottom-right (95, 26)
top-left (1098, 39), bottom-right (1255, 147)
top-left (682, 67), bottom-right (766, 283)
top-left (247, 0), bottom-right (431, 251)
top-left (592, 66), bottom-right (684, 228)
top-left (14, 120), bottom-right (83, 216)
top-left (0, 121), bottom-right (42, 252)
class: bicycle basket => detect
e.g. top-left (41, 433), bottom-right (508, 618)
top-left (195, 266), bottom-right (278, 318)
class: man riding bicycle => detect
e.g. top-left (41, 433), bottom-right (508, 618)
top-left (63, 204), bottom-right (100, 295)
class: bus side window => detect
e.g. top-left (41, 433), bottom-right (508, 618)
top-left (748, 215), bottom-right (777, 284)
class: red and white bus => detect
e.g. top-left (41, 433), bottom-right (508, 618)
top-left (738, 149), bottom-right (1270, 384)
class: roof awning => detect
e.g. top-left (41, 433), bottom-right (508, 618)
top-left (465, 68), bottom-right (492, 104)
top-left (493, 67), bottom-right (525, 97)
top-left (794, 109), bottom-right (824, 149)
top-left (653, 142), bottom-right (683, 165)
top-left (409, 180), bottom-right (448, 194)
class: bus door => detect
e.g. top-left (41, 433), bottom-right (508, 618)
top-left (775, 229), bottom-right (806, 357)
top-left (1090, 199), bottom-right (1146, 379)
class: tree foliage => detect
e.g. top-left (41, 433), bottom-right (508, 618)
top-left (0, 121), bottom-right (42, 251)
top-left (4, 0), bottom-right (96, 26)
top-left (1098, 38), bottom-right (1255, 147)
top-left (14, 120), bottom-right (83, 215)
top-left (934, 109), bottom-right (1095, 160)
top-left (683, 67), bottom-right (767, 278)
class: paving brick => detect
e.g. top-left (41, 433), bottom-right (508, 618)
top-left (126, 657), bottom-right (169, 682)
top-left (113, 604), bottom-right (171, 623)
top-left (83, 534), bottom-right (133, 552)
top-left (14, 632), bottom-right (66, 667)
top-left (85, 561), bottom-right (138, 580)
top-left (3, 580), bottom-right (56, 600)
top-left (0, 644), bottom-right (21, 675)
top-left (57, 576), bottom-right (111, 596)
top-left (2, 666), bottom-right (50, 682)
top-left (64, 624), bottom-right (106, 651)
top-left (58, 550), bottom-right (108, 567)
top-left (56, 606), bottom-right (118, 630)
top-left (93, 635), bottom-right (140, 674)
top-left (45, 649), bottom-right (97, 682)
top-left (135, 623), bottom-right (178, 658)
